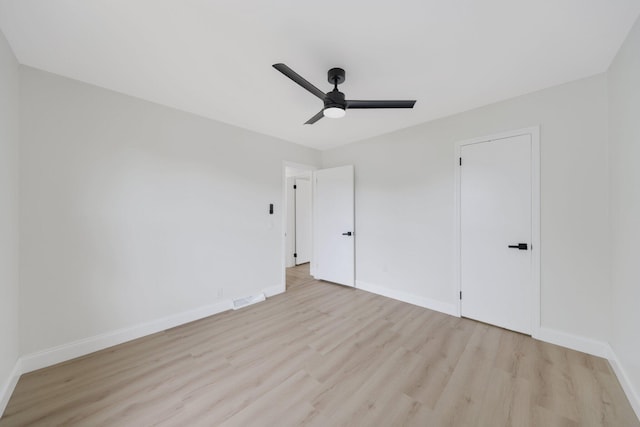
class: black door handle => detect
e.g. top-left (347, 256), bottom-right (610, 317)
top-left (508, 243), bottom-right (528, 250)
top-left (342, 232), bottom-right (352, 236)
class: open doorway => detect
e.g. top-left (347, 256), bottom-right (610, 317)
top-left (281, 162), bottom-right (356, 291)
top-left (283, 163), bottom-right (316, 290)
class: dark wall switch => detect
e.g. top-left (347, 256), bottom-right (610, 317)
top-left (269, 203), bottom-right (274, 214)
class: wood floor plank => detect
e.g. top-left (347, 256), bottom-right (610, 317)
top-left (1, 263), bottom-right (637, 426)
top-left (431, 324), bottom-right (503, 425)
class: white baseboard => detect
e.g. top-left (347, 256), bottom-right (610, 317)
top-left (0, 359), bottom-right (22, 417)
top-left (533, 327), bottom-right (609, 358)
top-left (607, 345), bottom-right (640, 420)
top-left (355, 280), bottom-right (457, 317)
top-left (20, 300), bottom-right (233, 374)
top-left (263, 283), bottom-right (285, 298)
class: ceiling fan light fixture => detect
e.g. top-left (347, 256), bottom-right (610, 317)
top-left (323, 106), bottom-right (346, 119)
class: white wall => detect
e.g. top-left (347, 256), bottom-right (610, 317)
top-left (0, 30), bottom-right (20, 409)
top-left (608, 15), bottom-right (640, 411)
top-left (322, 74), bottom-right (610, 342)
top-left (19, 67), bottom-right (320, 355)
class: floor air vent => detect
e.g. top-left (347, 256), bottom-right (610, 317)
top-left (232, 293), bottom-right (266, 310)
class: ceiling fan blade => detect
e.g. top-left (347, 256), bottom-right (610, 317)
top-left (273, 63), bottom-right (326, 101)
top-left (346, 100), bottom-right (416, 109)
top-left (305, 110), bottom-right (325, 125)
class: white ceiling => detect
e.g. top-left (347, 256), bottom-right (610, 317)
top-left (1, 1), bottom-right (639, 150)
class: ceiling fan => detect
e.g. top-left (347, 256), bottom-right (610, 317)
top-left (273, 63), bottom-right (416, 124)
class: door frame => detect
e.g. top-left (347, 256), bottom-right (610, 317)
top-left (453, 126), bottom-right (540, 335)
top-left (281, 161), bottom-right (317, 291)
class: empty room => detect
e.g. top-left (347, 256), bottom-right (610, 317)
top-left (1, 1), bottom-right (639, 426)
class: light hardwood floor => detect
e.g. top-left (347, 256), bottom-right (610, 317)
top-left (1, 264), bottom-right (637, 426)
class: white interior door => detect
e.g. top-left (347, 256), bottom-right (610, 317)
top-left (313, 165), bottom-right (355, 287)
top-left (285, 177), bottom-right (296, 267)
top-left (295, 178), bottom-right (312, 264)
top-left (460, 134), bottom-right (532, 334)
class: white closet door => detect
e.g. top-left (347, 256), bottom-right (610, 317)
top-left (460, 134), bottom-right (532, 334)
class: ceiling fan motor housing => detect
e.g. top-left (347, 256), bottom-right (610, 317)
top-left (324, 90), bottom-right (346, 109)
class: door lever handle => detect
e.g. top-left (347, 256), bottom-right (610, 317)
top-left (342, 232), bottom-right (353, 236)
top-left (508, 243), bottom-right (528, 250)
